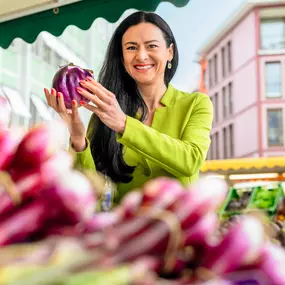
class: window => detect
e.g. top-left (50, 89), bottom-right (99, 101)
top-left (31, 41), bottom-right (40, 57)
top-left (223, 127), bottom-right (227, 159)
top-left (214, 92), bottom-right (219, 123)
top-left (222, 86), bottom-right (227, 118)
top-left (53, 52), bottom-right (62, 67)
top-left (209, 134), bottom-right (214, 160)
top-left (214, 54), bottom-right (218, 84)
top-left (43, 43), bottom-right (52, 64)
top-left (215, 132), bottom-right (220, 159)
top-left (208, 58), bottom-right (213, 88)
top-left (229, 124), bottom-right (234, 157)
top-left (265, 62), bottom-right (281, 98)
top-left (221, 47), bottom-right (226, 78)
top-left (29, 98), bottom-right (43, 128)
top-left (227, 41), bottom-right (232, 73)
top-left (211, 94), bottom-right (215, 120)
top-left (260, 19), bottom-right (285, 50)
top-left (228, 82), bottom-right (233, 115)
top-left (267, 109), bottom-right (283, 146)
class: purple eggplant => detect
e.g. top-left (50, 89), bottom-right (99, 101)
top-left (52, 63), bottom-right (94, 109)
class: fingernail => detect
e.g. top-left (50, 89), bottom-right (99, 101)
top-left (44, 88), bottom-right (48, 93)
top-left (87, 77), bottom-right (93, 82)
top-left (80, 100), bottom-right (85, 105)
top-left (57, 93), bottom-right (61, 98)
top-left (77, 87), bottom-right (84, 92)
top-left (72, 100), bottom-right (76, 105)
top-left (80, 80), bottom-right (86, 85)
top-left (51, 88), bottom-right (56, 94)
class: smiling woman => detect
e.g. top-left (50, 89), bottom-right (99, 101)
top-left (44, 11), bottom-right (213, 203)
top-left (122, 23), bottom-right (173, 88)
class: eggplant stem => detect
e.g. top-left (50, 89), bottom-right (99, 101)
top-left (0, 171), bottom-right (21, 205)
top-left (84, 68), bottom-right (94, 75)
top-left (137, 207), bottom-right (183, 273)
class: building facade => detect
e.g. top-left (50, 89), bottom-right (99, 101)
top-left (199, 0), bottom-right (285, 160)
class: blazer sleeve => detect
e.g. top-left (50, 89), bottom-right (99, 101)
top-left (117, 94), bottom-right (213, 177)
top-left (70, 114), bottom-right (97, 170)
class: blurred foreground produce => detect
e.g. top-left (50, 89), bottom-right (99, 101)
top-left (0, 122), bottom-right (285, 284)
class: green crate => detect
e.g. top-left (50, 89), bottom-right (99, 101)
top-left (219, 187), bottom-right (253, 219)
top-left (247, 184), bottom-right (284, 216)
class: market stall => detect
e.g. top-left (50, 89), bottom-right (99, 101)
top-left (1, 1), bottom-right (285, 284)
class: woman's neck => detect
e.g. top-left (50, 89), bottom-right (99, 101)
top-left (138, 82), bottom-right (167, 112)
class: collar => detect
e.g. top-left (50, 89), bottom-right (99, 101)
top-left (160, 83), bottom-right (176, 107)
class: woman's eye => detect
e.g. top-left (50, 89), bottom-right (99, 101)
top-left (126, 46), bottom-right (136, 50)
top-left (149, 44), bottom-right (158, 49)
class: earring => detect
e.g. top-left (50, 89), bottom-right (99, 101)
top-left (167, 61), bottom-right (172, 69)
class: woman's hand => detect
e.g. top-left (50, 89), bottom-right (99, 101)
top-left (44, 88), bottom-right (87, 151)
top-left (76, 77), bottom-right (127, 133)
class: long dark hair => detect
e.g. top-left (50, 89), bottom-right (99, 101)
top-left (90, 11), bottom-right (179, 183)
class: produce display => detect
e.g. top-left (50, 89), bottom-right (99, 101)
top-left (249, 187), bottom-right (281, 214)
top-left (52, 63), bottom-right (94, 109)
top-left (1, 122), bottom-right (285, 284)
top-left (220, 184), bottom-right (284, 221)
top-left (224, 189), bottom-right (252, 212)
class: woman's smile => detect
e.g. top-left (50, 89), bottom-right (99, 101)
top-left (133, 64), bottom-right (155, 72)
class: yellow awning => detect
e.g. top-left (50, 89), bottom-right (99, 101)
top-left (200, 157), bottom-right (285, 174)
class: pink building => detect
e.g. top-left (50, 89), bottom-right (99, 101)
top-left (198, 0), bottom-right (285, 160)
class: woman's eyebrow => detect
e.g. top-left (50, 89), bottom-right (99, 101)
top-left (124, 40), bottom-right (159, 46)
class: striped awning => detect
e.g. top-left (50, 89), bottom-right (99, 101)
top-left (0, 0), bottom-right (190, 49)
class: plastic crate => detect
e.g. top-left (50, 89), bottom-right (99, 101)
top-left (247, 184), bottom-right (284, 216)
top-left (219, 187), bottom-right (253, 219)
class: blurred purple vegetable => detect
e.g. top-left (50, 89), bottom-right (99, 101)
top-left (52, 63), bottom-right (94, 109)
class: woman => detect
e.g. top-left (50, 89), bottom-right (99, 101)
top-left (44, 11), bottom-right (213, 202)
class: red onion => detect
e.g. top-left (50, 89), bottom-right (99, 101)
top-left (0, 169), bottom-right (96, 246)
top-left (42, 169), bottom-right (96, 225)
top-left (257, 242), bottom-right (285, 284)
top-left (0, 128), bottom-right (17, 171)
top-left (200, 216), bottom-right (265, 274)
top-left (52, 63), bottom-right (94, 109)
top-left (0, 151), bottom-right (73, 218)
top-left (10, 124), bottom-right (60, 171)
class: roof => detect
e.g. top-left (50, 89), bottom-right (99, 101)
top-left (198, 0), bottom-right (285, 56)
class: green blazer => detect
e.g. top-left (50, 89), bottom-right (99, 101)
top-left (73, 84), bottom-right (213, 201)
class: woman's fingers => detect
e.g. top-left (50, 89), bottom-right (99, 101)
top-left (44, 88), bottom-right (51, 106)
top-left (86, 77), bottom-right (114, 97)
top-left (57, 92), bottom-right (68, 116)
top-left (50, 88), bottom-right (59, 110)
top-left (71, 100), bottom-right (80, 120)
top-left (79, 100), bottom-right (103, 116)
top-left (79, 81), bottom-right (112, 105)
top-left (77, 86), bottom-right (108, 111)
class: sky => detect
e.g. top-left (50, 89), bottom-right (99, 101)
top-left (155, 0), bottom-right (245, 92)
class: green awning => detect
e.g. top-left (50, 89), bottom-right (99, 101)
top-left (0, 0), bottom-right (189, 49)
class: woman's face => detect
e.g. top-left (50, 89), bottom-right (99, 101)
top-left (122, 22), bottom-right (174, 86)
